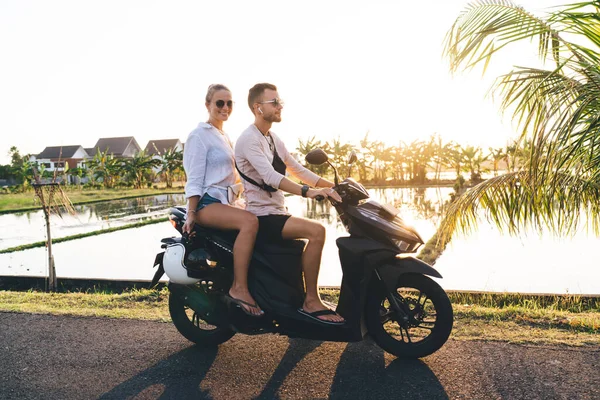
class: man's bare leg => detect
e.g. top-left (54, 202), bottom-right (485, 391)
top-left (196, 203), bottom-right (262, 316)
top-left (281, 216), bottom-right (344, 323)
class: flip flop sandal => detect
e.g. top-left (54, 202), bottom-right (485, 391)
top-left (224, 293), bottom-right (264, 318)
top-left (297, 308), bottom-right (345, 326)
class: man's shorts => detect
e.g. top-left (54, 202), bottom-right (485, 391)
top-left (257, 214), bottom-right (292, 242)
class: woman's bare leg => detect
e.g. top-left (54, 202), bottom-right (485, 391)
top-left (195, 203), bottom-right (261, 315)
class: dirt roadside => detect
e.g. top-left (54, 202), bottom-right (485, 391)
top-left (1, 312), bottom-right (598, 399)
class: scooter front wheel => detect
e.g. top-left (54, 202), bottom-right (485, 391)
top-left (169, 293), bottom-right (235, 346)
top-left (365, 273), bottom-right (453, 359)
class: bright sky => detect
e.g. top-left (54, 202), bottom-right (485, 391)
top-left (0, 0), bottom-right (553, 165)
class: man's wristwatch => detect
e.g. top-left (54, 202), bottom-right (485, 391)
top-left (301, 184), bottom-right (310, 198)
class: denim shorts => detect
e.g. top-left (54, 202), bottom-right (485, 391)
top-left (195, 193), bottom-right (222, 212)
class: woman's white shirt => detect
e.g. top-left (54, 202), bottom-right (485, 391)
top-left (183, 122), bottom-right (237, 204)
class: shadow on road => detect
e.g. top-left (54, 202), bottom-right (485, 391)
top-left (329, 340), bottom-right (448, 399)
top-left (256, 338), bottom-right (323, 399)
top-left (98, 346), bottom-right (218, 399)
top-left (98, 337), bottom-right (447, 399)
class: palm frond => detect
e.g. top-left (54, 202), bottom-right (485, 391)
top-left (441, 1), bottom-right (600, 241)
top-left (438, 170), bottom-right (600, 242)
top-left (444, 1), bottom-right (556, 73)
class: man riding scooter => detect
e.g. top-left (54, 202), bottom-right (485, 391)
top-left (235, 83), bottom-right (344, 325)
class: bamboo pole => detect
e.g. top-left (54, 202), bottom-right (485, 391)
top-left (33, 182), bottom-right (63, 292)
top-left (44, 206), bottom-right (56, 291)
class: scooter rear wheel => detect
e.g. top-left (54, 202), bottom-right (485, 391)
top-left (169, 293), bottom-right (235, 346)
top-left (366, 273), bottom-right (453, 358)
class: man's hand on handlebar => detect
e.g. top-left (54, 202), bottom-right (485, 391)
top-left (307, 187), bottom-right (342, 202)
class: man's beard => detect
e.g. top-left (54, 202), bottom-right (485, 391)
top-left (265, 113), bottom-right (281, 123)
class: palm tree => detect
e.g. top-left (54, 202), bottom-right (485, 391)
top-left (441, 141), bottom-right (464, 181)
top-left (370, 140), bottom-right (389, 183)
top-left (158, 148), bottom-right (183, 188)
top-left (389, 144), bottom-right (406, 183)
top-left (488, 147), bottom-right (506, 176)
top-left (327, 136), bottom-right (354, 176)
top-left (408, 140), bottom-right (432, 185)
top-left (296, 135), bottom-right (323, 158)
top-left (85, 149), bottom-right (122, 188)
top-left (358, 132), bottom-right (376, 182)
top-left (121, 150), bottom-right (161, 189)
top-left (296, 136), bottom-right (328, 176)
top-left (461, 145), bottom-right (488, 183)
top-left (430, 134), bottom-right (445, 182)
top-left (442, 0), bottom-right (600, 238)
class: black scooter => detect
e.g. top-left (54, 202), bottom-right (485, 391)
top-left (151, 149), bottom-right (453, 358)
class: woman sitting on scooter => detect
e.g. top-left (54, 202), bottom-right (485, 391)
top-left (183, 83), bottom-right (263, 317)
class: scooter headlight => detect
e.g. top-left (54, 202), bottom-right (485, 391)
top-left (390, 237), bottom-right (422, 253)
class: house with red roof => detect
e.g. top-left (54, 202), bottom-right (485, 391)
top-left (31, 145), bottom-right (89, 172)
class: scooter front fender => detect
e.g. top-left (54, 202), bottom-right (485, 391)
top-left (375, 255), bottom-right (442, 293)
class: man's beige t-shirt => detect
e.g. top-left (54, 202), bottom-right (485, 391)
top-left (235, 124), bottom-right (320, 216)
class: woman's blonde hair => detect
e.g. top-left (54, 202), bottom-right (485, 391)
top-left (205, 84), bottom-right (231, 103)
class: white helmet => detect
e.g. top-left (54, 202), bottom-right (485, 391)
top-left (163, 243), bottom-right (201, 285)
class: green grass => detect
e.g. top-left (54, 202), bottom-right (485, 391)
top-left (0, 288), bottom-right (171, 321)
top-left (0, 187), bottom-right (184, 213)
top-left (447, 291), bottom-right (600, 313)
top-left (1, 288), bottom-right (598, 347)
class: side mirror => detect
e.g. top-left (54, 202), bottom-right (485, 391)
top-left (348, 151), bottom-right (357, 165)
top-left (305, 149), bottom-right (329, 165)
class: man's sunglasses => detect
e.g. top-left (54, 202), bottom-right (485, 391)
top-left (259, 98), bottom-right (285, 107)
top-left (215, 100), bottom-right (233, 108)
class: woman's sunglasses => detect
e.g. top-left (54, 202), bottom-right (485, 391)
top-left (215, 100), bottom-right (233, 108)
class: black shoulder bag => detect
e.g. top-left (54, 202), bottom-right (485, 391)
top-left (236, 135), bottom-right (287, 196)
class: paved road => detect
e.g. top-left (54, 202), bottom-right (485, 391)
top-left (1, 312), bottom-right (598, 399)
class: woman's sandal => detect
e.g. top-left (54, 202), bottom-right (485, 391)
top-left (224, 293), bottom-right (264, 317)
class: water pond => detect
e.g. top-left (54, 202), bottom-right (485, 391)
top-left (1, 189), bottom-right (599, 294)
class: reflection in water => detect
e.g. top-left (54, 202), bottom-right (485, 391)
top-left (1, 189), bottom-right (600, 294)
top-left (90, 195), bottom-right (186, 220)
top-left (0, 194), bottom-right (186, 250)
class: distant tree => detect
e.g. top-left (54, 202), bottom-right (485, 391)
top-left (7, 146), bottom-right (35, 186)
top-left (403, 139), bottom-right (432, 185)
top-left (488, 147), bottom-right (506, 176)
top-left (441, 141), bottom-right (465, 180)
top-left (121, 150), bottom-right (161, 189)
top-left (296, 136), bottom-right (328, 176)
top-left (326, 136), bottom-right (353, 178)
top-left (429, 134), bottom-right (445, 181)
top-left (461, 145), bottom-right (488, 183)
top-left (0, 164), bottom-right (11, 180)
top-left (85, 149), bottom-right (123, 188)
top-left (68, 166), bottom-right (86, 186)
top-left (9, 146), bottom-right (23, 168)
top-left (158, 148), bottom-right (183, 188)
top-left (357, 132), bottom-right (375, 182)
top-left (389, 144), bottom-right (406, 183)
